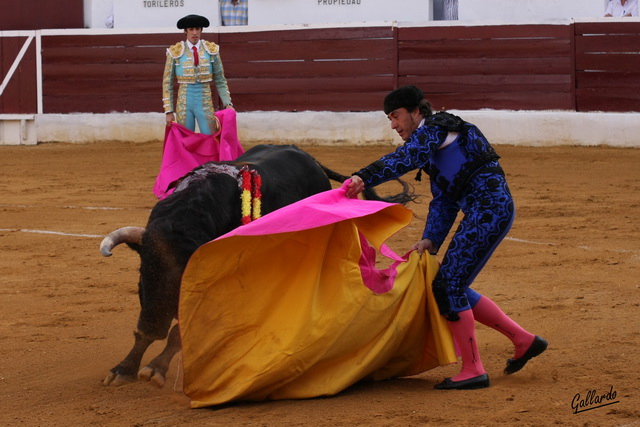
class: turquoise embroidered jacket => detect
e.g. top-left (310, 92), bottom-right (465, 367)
top-left (162, 40), bottom-right (232, 113)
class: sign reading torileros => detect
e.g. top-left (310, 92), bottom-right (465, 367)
top-left (113, 0), bottom-right (219, 28)
top-left (141, 0), bottom-right (186, 8)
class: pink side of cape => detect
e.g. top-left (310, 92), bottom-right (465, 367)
top-left (152, 109), bottom-right (244, 199)
top-left (214, 181), bottom-right (410, 294)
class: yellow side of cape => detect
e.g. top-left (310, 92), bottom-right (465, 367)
top-left (179, 204), bottom-right (456, 408)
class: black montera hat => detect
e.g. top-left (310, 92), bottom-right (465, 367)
top-left (384, 85), bottom-right (425, 115)
top-left (177, 14), bottom-right (210, 29)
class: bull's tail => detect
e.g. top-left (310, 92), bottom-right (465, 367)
top-left (320, 164), bottom-right (416, 205)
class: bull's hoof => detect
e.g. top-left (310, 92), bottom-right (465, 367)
top-left (103, 372), bottom-right (136, 386)
top-left (138, 366), bottom-right (166, 388)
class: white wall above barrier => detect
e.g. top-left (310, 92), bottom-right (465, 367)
top-left (458, 0), bottom-right (606, 21)
top-left (84, 0), bottom-right (115, 28)
top-left (249, 0), bottom-right (433, 26)
top-left (112, 0), bottom-right (219, 29)
top-left (84, 0), bottom-right (614, 29)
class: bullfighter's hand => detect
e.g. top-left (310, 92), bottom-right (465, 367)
top-left (166, 112), bottom-right (176, 125)
top-left (345, 175), bottom-right (364, 198)
top-left (412, 238), bottom-right (438, 256)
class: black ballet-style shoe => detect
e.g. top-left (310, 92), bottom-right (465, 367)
top-left (504, 335), bottom-right (548, 375)
top-left (434, 373), bottom-right (490, 390)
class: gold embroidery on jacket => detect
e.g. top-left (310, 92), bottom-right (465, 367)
top-left (167, 41), bottom-right (185, 59)
top-left (202, 41), bottom-right (220, 56)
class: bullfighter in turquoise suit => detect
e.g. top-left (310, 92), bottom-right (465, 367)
top-left (163, 14), bottom-right (233, 135)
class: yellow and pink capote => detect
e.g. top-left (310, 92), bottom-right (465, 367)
top-left (178, 182), bottom-right (457, 407)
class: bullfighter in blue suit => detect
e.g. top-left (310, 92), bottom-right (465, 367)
top-left (345, 86), bottom-right (548, 390)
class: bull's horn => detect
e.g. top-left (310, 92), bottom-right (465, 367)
top-left (100, 226), bottom-right (145, 257)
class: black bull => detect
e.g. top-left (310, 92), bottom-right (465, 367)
top-left (100, 144), bottom-right (413, 387)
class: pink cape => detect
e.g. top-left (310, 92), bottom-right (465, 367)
top-left (152, 109), bottom-right (244, 199)
top-left (212, 181), bottom-right (411, 294)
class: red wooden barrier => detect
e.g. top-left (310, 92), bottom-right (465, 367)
top-left (574, 21), bottom-right (640, 112)
top-left (0, 37), bottom-right (37, 114)
top-left (41, 33), bottom-right (186, 114)
top-left (2, 21), bottom-right (639, 114)
top-left (397, 24), bottom-right (576, 111)
top-left (219, 26), bottom-right (396, 112)
top-left (0, 0), bottom-right (84, 30)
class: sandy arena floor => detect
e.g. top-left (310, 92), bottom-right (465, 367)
top-left (0, 140), bottom-right (639, 426)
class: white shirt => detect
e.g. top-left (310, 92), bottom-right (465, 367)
top-left (605, 0), bottom-right (639, 17)
top-left (186, 40), bottom-right (201, 50)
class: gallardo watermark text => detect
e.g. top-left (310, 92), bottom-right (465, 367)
top-left (571, 385), bottom-right (619, 414)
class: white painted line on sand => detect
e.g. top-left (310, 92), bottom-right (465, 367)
top-left (505, 237), bottom-right (554, 246)
top-left (1, 228), bottom-right (636, 256)
top-left (0, 204), bottom-right (149, 211)
top-left (505, 236), bottom-right (638, 255)
top-left (0, 228), bottom-right (103, 238)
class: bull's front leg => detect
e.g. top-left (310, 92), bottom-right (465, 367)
top-left (137, 323), bottom-right (182, 388)
top-left (103, 330), bottom-right (155, 386)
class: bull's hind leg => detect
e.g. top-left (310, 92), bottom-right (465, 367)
top-left (137, 323), bottom-right (182, 388)
top-left (103, 330), bottom-right (155, 386)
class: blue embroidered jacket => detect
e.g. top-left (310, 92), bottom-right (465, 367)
top-left (354, 112), bottom-right (503, 249)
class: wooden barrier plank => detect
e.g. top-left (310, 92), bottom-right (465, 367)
top-left (575, 34), bottom-right (640, 53)
top-left (576, 71), bottom-right (640, 88)
top-left (418, 91), bottom-right (575, 111)
top-left (575, 21), bottom-right (640, 35)
top-left (43, 94), bottom-right (158, 114)
top-left (399, 38), bottom-right (572, 59)
top-left (218, 27), bottom-right (393, 43)
top-left (575, 54), bottom-right (640, 72)
top-left (41, 33), bottom-right (207, 48)
top-left (228, 75), bottom-right (392, 93)
top-left (576, 88), bottom-right (640, 112)
top-left (43, 62), bottom-right (161, 79)
top-left (408, 74), bottom-right (571, 93)
top-left (219, 39), bottom-right (394, 61)
top-left (399, 24), bottom-right (572, 40)
top-left (43, 46), bottom-right (168, 63)
top-left (224, 58), bottom-right (395, 78)
top-left (231, 91), bottom-right (387, 112)
top-left (399, 57), bottom-right (572, 76)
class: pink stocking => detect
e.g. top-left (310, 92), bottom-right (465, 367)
top-left (448, 309), bottom-right (486, 381)
top-left (472, 296), bottom-right (535, 359)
